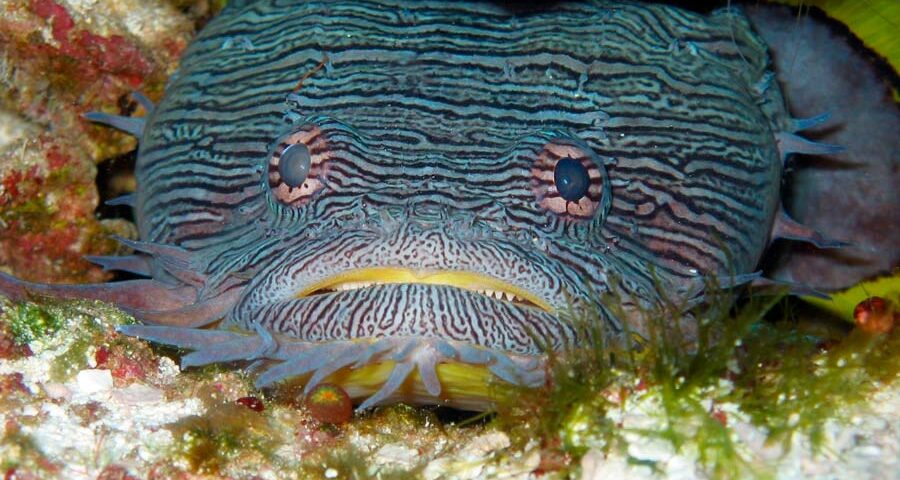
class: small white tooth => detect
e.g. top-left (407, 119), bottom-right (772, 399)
top-left (504, 291), bottom-right (514, 301)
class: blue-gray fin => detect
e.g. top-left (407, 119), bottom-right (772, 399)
top-left (83, 112), bottom-right (145, 138)
top-left (105, 193), bottom-right (135, 207)
top-left (771, 206), bottom-right (851, 249)
top-left (717, 271), bottom-right (763, 289)
top-left (790, 112), bottom-right (832, 132)
top-left (356, 362), bottom-right (415, 411)
top-left (84, 254), bottom-right (152, 277)
top-left (123, 286), bottom-right (242, 328)
top-left (131, 91), bottom-right (155, 115)
top-left (113, 236), bottom-right (207, 287)
top-left (254, 344), bottom-right (342, 389)
top-left (302, 344), bottom-right (368, 395)
top-left (487, 355), bottom-right (526, 386)
top-left (749, 277), bottom-right (829, 299)
top-left (119, 324), bottom-right (276, 369)
top-left (0, 271), bottom-right (196, 313)
top-left (415, 353), bottom-right (442, 397)
top-left (118, 324), bottom-right (248, 350)
top-left (775, 131), bottom-right (845, 161)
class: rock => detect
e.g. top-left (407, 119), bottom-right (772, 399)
top-left (462, 431), bottom-right (510, 460)
top-left (581, 449), bottom-right (651, 480)
top-left (373, 444), bottom-right (418, 470)
top-left (74, 368), bottom-right (113, 395)
top-left (42, 381), bottom-right (70, 400)
top-left (109, 383), bottom-right (164, 405)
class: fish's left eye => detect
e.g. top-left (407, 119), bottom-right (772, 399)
top-left (531, 138), bottom-right (610, 221)
top-left (554, 157), bottom-right (590, 202)
top-left (279, 143), bottom-right (312, 188)
top-left (267, 124), bottom-right (328, 207)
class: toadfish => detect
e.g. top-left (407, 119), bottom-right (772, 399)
top-left (0, 1), bottom-right (845, 410)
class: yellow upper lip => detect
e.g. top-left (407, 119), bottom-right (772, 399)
top-left (295, 267), bottom-right (552, 312)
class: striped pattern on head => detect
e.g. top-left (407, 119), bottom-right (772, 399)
top-left (135, 0), bottom-right (786, 353)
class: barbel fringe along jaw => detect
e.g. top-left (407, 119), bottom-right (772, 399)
top-left (118, 324), bottom-right (545, 411)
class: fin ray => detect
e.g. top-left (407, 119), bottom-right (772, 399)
top-left (130, 91), bottom-right (155, 115)
top-left (790, 112), bottom-right (832, 132)
top-left (83, 112), bottom-right (145, 137)
top-left (749, 277), bottom-right (829, 299)
top-left (776, 131), bottom-right (845, 160)
top-left (0, 272), bottom-right (194, 312)
top-left (84, 254), bottom-right (152, 277)
top-left (356, 362), bottom-right (415, 411)
top-left (113, 236), bottom-right (207, 287)
top-left (771, 206), bottom-right (850, 249)
top-left (105, 194), bottom-right (135, 207)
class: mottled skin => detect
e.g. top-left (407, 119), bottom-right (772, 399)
top-left (0, 1), bottom-right (840, 409)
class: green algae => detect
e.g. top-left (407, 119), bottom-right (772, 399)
top-left (494, 275), bottom-right (900, 479)
top-left (1, 297), bottom-right (137, 383)
top-left (729, 320), bottom-right (900, 451)
top-left (299, 444), bottom-right (373, 479)
top-left (166, 400), bottom-right (282, 475)
top-left (6, 303), bottom-right (62, 345)
top-left (48, 333), bottom-right (95, 381)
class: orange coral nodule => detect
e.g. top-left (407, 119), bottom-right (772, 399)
top-left (305, 383), bottom-right (352, 424)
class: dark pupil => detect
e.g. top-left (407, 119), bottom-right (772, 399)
top-left (554, 157), bottom-right (590, 202)
top-left (279, 143), bottom-right (312, 188)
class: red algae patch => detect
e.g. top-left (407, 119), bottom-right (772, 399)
top-left (0, 0), bottom-right (198, 284)
top-left (305, 383), bottom-right (353, 425)
top-left (235, 396), bottom-right (265, 412)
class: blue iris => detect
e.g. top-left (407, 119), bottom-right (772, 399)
top-left (554, 157), bottom-right (590, 202)
top-left (279, 143), bottom-right (312, 188)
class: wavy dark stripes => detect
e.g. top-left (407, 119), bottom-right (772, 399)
top-left (135, 1), bottom-right (786, 351)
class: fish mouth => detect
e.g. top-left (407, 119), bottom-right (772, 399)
top-left (295, 267), bottom-right (553, 313)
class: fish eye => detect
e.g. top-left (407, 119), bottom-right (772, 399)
top-left (554, 157), bottom-right (590, 202)
top-left (278, 143), bottom-right (312, 188)
top-left (267, 125), bottom-right (328, 207)
top-left (530, 138), bottom-right (610, 221)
